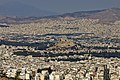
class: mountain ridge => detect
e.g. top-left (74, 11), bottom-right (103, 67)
top-left (56, 8), bottom-right (120, 23)
top-left (0, 8), bottom-right (120, 24)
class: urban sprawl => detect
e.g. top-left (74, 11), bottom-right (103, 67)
top-left (0, 18), bottom-right (120, 80)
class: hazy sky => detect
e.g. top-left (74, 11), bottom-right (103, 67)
top-left (0, 0), bottom-right (120, 13)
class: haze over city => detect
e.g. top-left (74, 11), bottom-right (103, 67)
top-left (0, 0), bottom-right (120, 80)
top-left (0, 0), bottom-right (120, 16)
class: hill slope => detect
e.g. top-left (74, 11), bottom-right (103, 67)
top-left (58, 8), bottom-right (120, 23)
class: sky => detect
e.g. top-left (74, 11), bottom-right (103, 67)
top-left (0, 0), bottom-right (120, 14)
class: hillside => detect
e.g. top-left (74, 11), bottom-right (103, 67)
top-left (58, 8), bottom-right (120, 23)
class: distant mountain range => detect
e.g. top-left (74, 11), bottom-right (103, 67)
top-left (0, 7), bottom-right (120, 24)
top-left (0, 1), bottom-right (57, 17)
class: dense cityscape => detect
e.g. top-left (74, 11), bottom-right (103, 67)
top-left (0, 16), bottom-right (120, 80)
